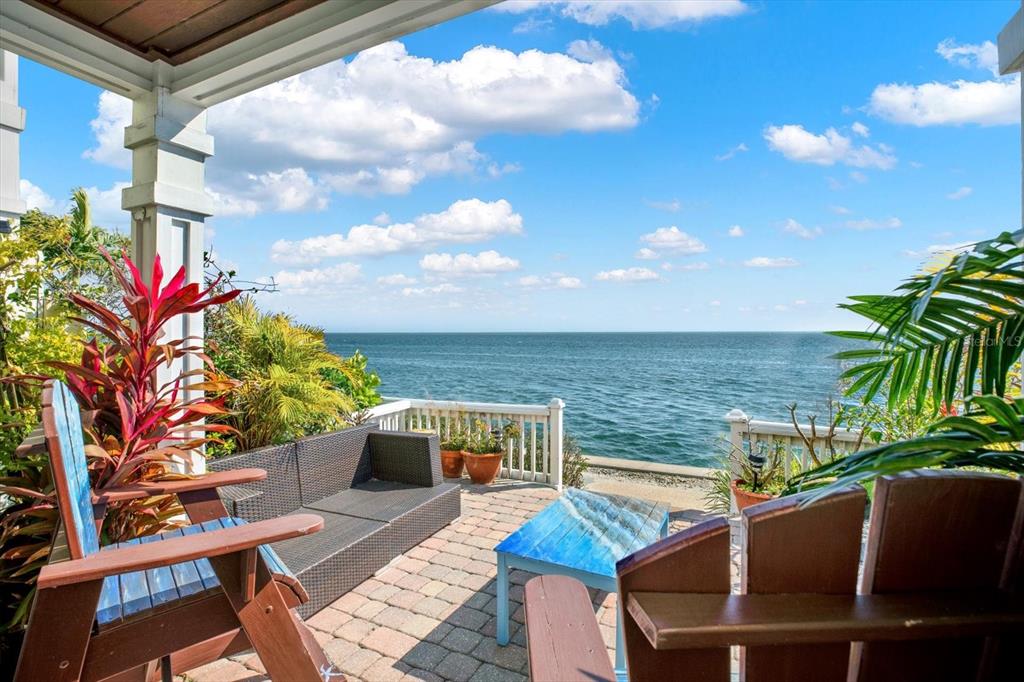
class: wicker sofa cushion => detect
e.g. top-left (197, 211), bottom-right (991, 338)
top-left (270, 508), bottom-right (386, 573)
top-left (295, 425), bottom-right (374, 505)
top-left (307, 479), bottom-right (460, 523)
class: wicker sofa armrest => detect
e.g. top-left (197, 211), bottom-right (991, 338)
top-left (368, 431), bottom-right (443, 487)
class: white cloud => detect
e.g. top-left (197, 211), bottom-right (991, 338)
top-left (373, 212), bottom-right (391, 226)
top-left (829, 205), bottom-right (851, 215)
top-left (903, 242), bottom-right (974, 258)
top-left (727, 225), bottom-right (744, 238)
top-left (851, 121), bottom-right (870, 137)
top-left (661, 261), bottom-right (710, 272)
top-left (567, 39), bottom-right (613, 63)
top-left (773, 304), bottom-right (789, 312)
top-left (782, 218), bottom-right (822, 240)
top-left (946, 186), bottom-right (973, 200)
top-left (274, 263), bottom-right (361, 294)
top-left (84, 40), bottom-right (639, 206)
top-left (709, 299), bottom-right (721, 307)
top-left (82, 182), bottom-right (131, 231)
top-left (83, 91), bottom-right (131, 169)
top-left (639, 226), bottom-right (708, 256)
top-left (401, 283), bottom-right (464, 297)
top-left (209, 168), bottom-right (330, 216)
top-left (715, 142), bottom-right (749, 161)
top-left (849, 170), bottom-right (868, 184)
top-left (936, 39), bottom-right (1000, 76)
top-left (518, 273), bottom-right (583, 289)
top-left (635, 247), bottom-right (659, 260)
top-left (764, 124), bottom-right (897, 169)
top-left (20, 179), bottom-right (59, 213)
top-left (377, 273), bottom-right (418, 286)
top-left (846, 217), bottom-right (902, 230)
top-left (495, 1), bottom-right (749, 29)
top-left (419, 250), bottom-right (520, 276)
top-left (868, 41), bottom-right (1017, 127)
top-left (595, 267), bottom-right (661, 282)
top-left (744, 257), bottom-right (800, 268)
top-left (271, 198), bottom-right (522, 264)
top-left (869, 78), bottom-right (1019, 127)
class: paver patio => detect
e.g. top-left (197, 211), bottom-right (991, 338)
top-left (181, 480), bottom-right (738, 682)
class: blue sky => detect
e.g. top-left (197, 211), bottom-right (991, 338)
top-left (16, 0), bottom-right (1021, 332)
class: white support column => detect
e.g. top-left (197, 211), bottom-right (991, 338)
top-left (123, 86), bottom-right (213, 472)
top-left (998, 3), bottom-right (1024, 226)
top-left (0, 50), bottom-right (26, 230)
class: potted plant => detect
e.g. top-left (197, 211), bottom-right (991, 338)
top-left (730, 440), bottom-right (785, 511)
top-left (439, 422), bottom-right (468, 478)
top-left (462, 420), bottom-right (518, 485)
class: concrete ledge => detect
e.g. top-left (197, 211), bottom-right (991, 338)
top-left (584, 454), bottom-right (716, 480)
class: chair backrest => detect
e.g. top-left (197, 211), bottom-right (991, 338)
top-left (616, 516), bottom-right (732, 680)
top-left (41, 379), bottom-right (100, 559)
top-left (852, 470), bottom-right (1024, 681)
top-left (741, 486), bottom-right (867, 682)
top-left (295, 424), bottom-right (375, 505)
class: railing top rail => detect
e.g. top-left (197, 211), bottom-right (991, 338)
top-left (365, 399), bottom-right (412, 418)
top-left (724, 409), bottom-right (864, 442)
top-left (379, 397), bottom-right (553, 417)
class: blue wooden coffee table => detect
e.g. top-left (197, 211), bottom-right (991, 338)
top-left (494, 488), bottom-right (669, 680)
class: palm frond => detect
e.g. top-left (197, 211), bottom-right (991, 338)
top-left (831, 229), bottom-right (1024, 412)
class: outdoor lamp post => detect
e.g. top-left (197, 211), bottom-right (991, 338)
top-left (747, 439), bottom-right (767, 490)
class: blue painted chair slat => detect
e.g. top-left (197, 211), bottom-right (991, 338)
top-left (161, 530), bottom-right (208, 600)
top-left (96, 574), bottom-right (122, 625)
top-left (180, 524), bottom-right (222, 591)
top-left (138, 535), bottom-right (181, 607)
top-left (47, 381), bottom-right (100, 558)
top-left (115, 537), bottom-right (153, 618)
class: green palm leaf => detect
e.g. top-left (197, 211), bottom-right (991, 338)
top-left (831, 229), bottom-right (1024, 412)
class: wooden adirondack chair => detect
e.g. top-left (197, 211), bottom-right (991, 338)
top-left (525, 471), bottom-right (1024, 682)
top-left (15, 380), bottom-right (336, 682)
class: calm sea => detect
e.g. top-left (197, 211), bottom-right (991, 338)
top-left (324, 333), bottom-right (859, 468)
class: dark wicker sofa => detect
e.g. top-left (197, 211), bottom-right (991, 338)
top-left (209, 424), bottom-right (460, 616)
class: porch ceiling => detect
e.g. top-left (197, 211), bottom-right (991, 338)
top-left (0, 0), bottom-right (499, 106)
top-left (22, 0), bottom-right (327, 66)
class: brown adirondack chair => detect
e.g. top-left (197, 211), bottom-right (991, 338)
top-left (15, 380), bottom-right (336, 682)
top-left (525, 471), bottom-right (1024, 682)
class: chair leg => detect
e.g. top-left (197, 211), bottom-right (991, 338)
top-left (15, 580), bottom-right (103, 682)
top-left (209, 553), bottom-right (333, 681)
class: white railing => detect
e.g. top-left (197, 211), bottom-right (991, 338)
top-left (367, 397), bottom-right (565, 490)
top-left (724, 409), bottom-right (867, 481)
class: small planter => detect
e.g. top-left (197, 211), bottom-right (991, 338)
top-left (730, 479), bottom-right (775, 511)
top-left (440, 449), bottom-right (465, 478)
top-left (462, 450), bottom-right (503, 485)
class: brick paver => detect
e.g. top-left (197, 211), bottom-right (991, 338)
top-left (181, 480), bottom-right (736, 682)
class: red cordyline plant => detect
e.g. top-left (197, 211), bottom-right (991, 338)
top-left (50, 250), bottom-right (241, 540)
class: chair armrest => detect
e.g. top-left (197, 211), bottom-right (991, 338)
top-left (93, 468), bottom-right (267, 504)
top-left (38, 513), bottom-right (322, 588)
top-left (525, 575), bottom-right (615, 682)
top-left (368, 431), bottom-right (442, 486)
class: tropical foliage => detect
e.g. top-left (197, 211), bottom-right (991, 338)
top-left (1, 192), bottom-right (128, 469)
top-left (788, 230), bottom-right (1024, 498)
top-left (208, 297), bottom-right (357, 451)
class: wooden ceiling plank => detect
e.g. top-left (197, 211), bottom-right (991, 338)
top-left (146, 0), bottom-right (284, 56)
top-left (52, 1), bottom-right (142, 27)
top-left (102, 0), bottom-right (221, 46)
top-left (168, 0), bottom-right (324, 64)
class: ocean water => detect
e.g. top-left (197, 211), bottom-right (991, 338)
top-left (325, 333), bottom-right (859, 468)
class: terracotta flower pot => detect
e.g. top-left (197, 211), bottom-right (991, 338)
top-left (730, 479), bottom-right (775, 511)
top-left (440, 449), bottom-right (465, 478)
top-left (462, 450), bottom-right (503, 485)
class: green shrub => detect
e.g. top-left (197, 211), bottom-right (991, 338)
top-left (561, 433), bottom-right (588, 488)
